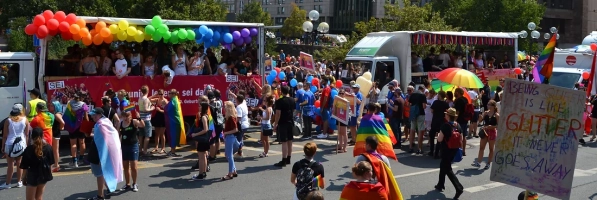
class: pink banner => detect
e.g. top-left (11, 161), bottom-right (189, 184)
top-left (299, 51), bottom-right (315, 72)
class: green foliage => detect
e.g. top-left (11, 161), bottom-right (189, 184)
top-left (237, 1), bottom-right (277, 55)
top-left (315, 0), bottom-right (456, 61)
top-left (281, 3), bottom-right (306, 38)
top-left (7, 17), bottom-right (34, 53)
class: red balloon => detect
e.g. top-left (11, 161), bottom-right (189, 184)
top-left (65, 13), bottom-right (77, 25)
top-left (24, 24), bottom-right (38, 35)
top-left (312, 78), bottom-right (320, 86)
top-left (58, 21), bottom-right (70, 32)
top-left (46, 19), bottom-right (59, 30)
top-left (48, 29), bottom-right (58, 36)
top-left (54, 11), bottom-right (67, 22)
top-left (42, 10), bottom-right (54, 21)
top-left (583, 71), bottom-right (590, 79)
top-left (61, 32), bottom-right (72, 40)
top-left (275, 67), bottom-right (281, 74)
top-left (37, 25), bottom-right (49, 39)
top-left (314, 100), bottom-right (321, 108)
top-left (591, 44), bottom-right (597, 51)
top-left (33, 15), bottom-right (45, 27)
top-left (514, 68), bottom-right (522, 75)
top-left (335, 80), bottom-right (343, 88)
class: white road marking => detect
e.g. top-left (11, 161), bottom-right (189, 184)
top-left (394, 166), bottom-right (459, 178)
top-left (574, 167), bottom-right (597, 177)
top-left (241, 146), bottom-right (281, 154)
top-left (464, 182), bottom-right (507, 193)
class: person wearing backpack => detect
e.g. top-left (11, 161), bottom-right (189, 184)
top-left (1, 104), bottom-right (28, 189)
top-left (208, 90), bottom-right (224, 161)
top-left (453, 88), bottom-right (469, 156)
top-left (291, 142), bottom-right (325, 200)
top-left (435, 108), bottom-right (464, 200)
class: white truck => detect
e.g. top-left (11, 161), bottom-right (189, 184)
top-left (343, 31), bottom-right (520, 105)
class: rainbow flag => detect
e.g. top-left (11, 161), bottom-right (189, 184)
top-left (340, 181), bottom-right (389, 200)
top-left (361, 153), bottom-right (403, 200)
top-left (63, 103), bottom-right (87, 133)
top-left (31, 112), bottom-right (55, 146)
top-left (353, 114), bottom-right (397, 160)
top-left (313, 175), bottom-right (324, 188)
top-left (532, 33), bottom-right (557, 83)
top-left (123, 104), bottom-right (135, 112)
top-left (166, 96), bottom-right (186, 146)
top-left (374, 113), bottom-right (397, 145)
top-left (194, 109), bottom-right (215, 139)
top-left (94, 117), bottom-right (124, 192)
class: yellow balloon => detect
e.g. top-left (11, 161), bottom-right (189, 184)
top-left (362, 72), bottom-right (372, 80)
top-left (356, 76), bottom-right (372, 94)
top-left (134, 31), bottom-right (144, 43)
top-left (144, 33), bottom-right (152, 41)
top-left (109, 24), bottom-right (119, 33)
top-left (118, 20), bottom-right (129, 30)
top-left (126, 26), bottom-right (137, 36)
top-left (117, 31), bottom-right (127, 41)
top-left (126, 35), bottom-right (134, 42)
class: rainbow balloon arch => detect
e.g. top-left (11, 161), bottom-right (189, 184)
top-left (25, 10), bottom-right (262, 49)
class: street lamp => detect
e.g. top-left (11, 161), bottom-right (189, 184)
top-left (519, 22), bottom-right (560, 55)
top-left (302, 10), bottom-right (330, 54)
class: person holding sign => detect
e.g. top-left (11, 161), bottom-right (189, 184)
top-left (472, 100), bottom-right (499, 169)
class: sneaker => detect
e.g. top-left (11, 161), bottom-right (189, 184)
top-left (87, 195), bottom-right (105, 200)
top-left (259, 152), bottom-right (268, 158)
top-left (191, 173), bottom-right (206, 180)
top-left (416, 150), bottom-right (422, 155)
top-left (120, 185), bottom-right (132, 191)
top-left (132, 184), bottom-right (139, 192)
top-left (483, 164), bottom-right (491, 170)
top-left (16, 181), bottom-right (23, 188)
top-left (0, 183), bottom-right (11, 190)
top-left (471, 162), bottom-right (481, 168)
top-left (316, 133), bottom-right (328, 139)
top-left (300, 136), bottom-right (311, 140)
top-left (274, 160), bottom-right (286, 167)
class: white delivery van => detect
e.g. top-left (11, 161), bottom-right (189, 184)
top-left (0, 52), bottom-right (37, 120)
top-left (554, 46), bottom-right (593, 70)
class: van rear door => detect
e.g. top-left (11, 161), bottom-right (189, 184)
top-left (0, 54), bottom-right (36, 121)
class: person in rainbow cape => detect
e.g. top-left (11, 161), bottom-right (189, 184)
top-left (87, 108), bottom-right (123, 200)
top-left (29, 102), bottom-right (55, 146)
top-left (165, 89), bottom-right (186, 157)
top-left (353, 103), bottom-right (403, 200)
top-left (340, 161), bottom-right (389, 200)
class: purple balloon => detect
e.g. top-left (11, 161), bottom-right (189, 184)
top-left (223, 43), bottom-right (231, 49)
top-left (232, 31), bottom-right (241, 40)
top-left (241, 28), bottom-right (250, 38)
top-left (250, 28), bottom-right (258, 37)
top-left (243, 36), bottom-right (252, 44)
top-left (234, 39), bottom-right (244, 46)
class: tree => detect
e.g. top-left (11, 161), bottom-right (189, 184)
top-left (315, 0), bottom-right (457, 61)
top-left (281, 3), bottom-right (306, 38)
top-left (237, 1), bottom-right (277, 55)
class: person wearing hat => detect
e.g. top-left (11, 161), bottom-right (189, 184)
top-left (161, 65), bottom-right (175, 87)
top-left (435, 108), bottom-right (464, 199)
top-left (0, 104), bottom-right (28, 189)
top-left (348, 83), bottom-right (363, 145)
top-left (29, 102), bottom-right (55, 146)
top-left (128, 46), bottom-right (142, 76)
top-left (26, 88), bottom-right (46, 122)
top-left (87, 107), bottom-right (124, 200)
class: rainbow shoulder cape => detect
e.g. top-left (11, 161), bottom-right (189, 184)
top-left (354, 114), bottom-right (397, 160)
top-left (63, 103), bottom-right (88, 133)
top-left (362, 153), bottom-right (403, 200)
top-left (340, 181), bottom-right (389, 200)
top-left (166, 96), bottom-right (186, 146)
top-left (94, 117), bottom-right (124, 192)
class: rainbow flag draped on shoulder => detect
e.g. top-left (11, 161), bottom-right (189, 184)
top-left (194, 109), bottom-right (215, 139)
top-left (166, 96), bottom-right (186, 146)
top-left (63, 103), bottom-right (88, 133)
top-left (354, 114), bottom-right (397, 160)
top-left (340, 181), bottom-right (389, 200)
top-left (94, 117), bottom-right (124, 192)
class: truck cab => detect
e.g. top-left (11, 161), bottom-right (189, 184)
top-left (0, 52), bottom-right (37, 121)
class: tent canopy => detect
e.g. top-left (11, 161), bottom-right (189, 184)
top-left (78, 16), bottom-right (265, 27)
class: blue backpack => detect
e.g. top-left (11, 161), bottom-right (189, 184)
top-left (453, 148), bottom-right (463, 163)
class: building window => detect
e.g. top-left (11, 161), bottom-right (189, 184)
top-left (545, 0), bottom-right (573, 10)
top-left (540, 18), bottom-right (567, 35)
top-left (313, 5), bottom-right (322, 13)
top-left (277, 0), bottom-right (285, 4)
top-left (278, 7), bottom-right (286, 14)
top-left (295, 0), bottom-right (303, 3)
top-left (263, 7), bottom-right (268, 12)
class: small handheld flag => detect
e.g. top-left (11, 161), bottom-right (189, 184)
top-left (123, 104), bottom-right (135, 112)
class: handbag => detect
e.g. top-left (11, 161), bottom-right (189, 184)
top-left (479, 128), bottom-right (487, 139)
top-left (452, 148), bottom-right (463, 163)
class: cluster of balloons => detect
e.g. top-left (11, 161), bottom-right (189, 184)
top-left (355, 72), bottom-right (373, 95)
top-left (25, 10), bottom-right (80, 39)
top-left (108, 20), bottom-right (152, 44)
top-left (193, 25), bottom-right (258, 48)
top-left (266, 68), bottom-right (283, 84)
top-left (144, 16), bottom-right (196, 44)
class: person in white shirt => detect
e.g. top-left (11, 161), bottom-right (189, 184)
top-left (217, 61), bottom-right (233, 76)
top-left (438, 47), bottom-right (451, 68)
top-left (112, 49), bottom-right (131, 79)
top-left (411, 53), bottom-right (424, 72)
top-left (468, 88), bottom-right (481, 138)
top-left (162, 65), bottom-right (175, 87)
top-left (171, 45), bottom-right (188, 75)
top-left (235, 95), bottom-right (250, 157)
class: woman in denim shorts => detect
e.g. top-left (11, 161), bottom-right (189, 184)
top-left (259, 96), bottom-right (275, 158)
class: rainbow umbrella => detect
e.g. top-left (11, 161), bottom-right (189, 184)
top-left (517, 51), bottom-right (527, 61)
top-left (430, 79), bottom-right (455, 92)
top-left (435, 68), bottom-right (484, 88)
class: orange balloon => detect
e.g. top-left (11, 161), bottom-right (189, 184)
top-left (82, 33), bottom-right (92, 45)
top-left (79, 28), bottom-right (89, 37)
top-left (95, 21), bottom-right (107, 31)
top-left (69, 24), bottom-right (80, 34)
top-left (93, 34), bottom-right (103, 45)
top-left (72, 33), bottom-right (82, 41)
top-left (89, 29), bottom-right (97, 36)
top-left (591, 44), bottom-right (597, 52)
top-left (583, 71), bottom-right (590, 79)
top-left (103, 34), bottom-right (114, 44)
top-left (100, 27), bottom-right (111, 38)
top-left (76, 18), bottom-right (86, 28)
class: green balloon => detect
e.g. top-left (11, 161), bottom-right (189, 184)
top-left (151, 15), bottom-right (162, 27)
top-left (172, 30), bottom-right (179, 40)
top-left (163, 31), bottom-right (172, 40)
top-left (152, 34), bottom-right (162, 42)
top-left (187, 29), bottom-right (195, 40)
top-left (145, 25), bottom-right (156, 35)
top-left (163, 37), bottom-right (169, 43)
top-left (177, 29), bottom-right (187, 40)
top-left (171, 35), bottom-right (179, 44)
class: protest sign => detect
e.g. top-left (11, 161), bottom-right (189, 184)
top-left (264, 57), bottom-right (273, 76)
top-left (340, 93), bottom-right (357, 117)
top-left (490, 78), bottom-right (585, 199)
top-left (332, 96), bottom-right (350, 124)
top-left (299, 51), bottom-right (315, 72)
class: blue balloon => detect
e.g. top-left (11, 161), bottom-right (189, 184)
top-left (331, 89), bottom-right (338, 99)
top-left (213, 31), bottom-right (221, 41)
top-left (328, 118), bottom-right (337, 130)
top-left (270, 70), bottom-right (277, 76)
top-left (310, 86), bottom-right (317, 93)
top-left (199, 25), bottom-right (209, 35)
top-left (221, 26), bottom-right (230, 33)
top-left (204, 29), bottom-right (213, 39)
top-left (195, 38), bottom-right (203, 44)
top-left (266, 75), bottom-right (275, 84)
top-left (290, 79), bottom-right (297, 87)
top-left (223, 33), bottom-right (233, 44)
top-left (307, 75), bottom-right (314, 83)
top-left (212, 27), bottom-right (221, 32)
top-left (278, 71), bottom-right (286, 79)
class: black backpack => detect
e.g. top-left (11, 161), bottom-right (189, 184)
top-left (209, 100), bottom-right (224, 126)
top-left (295, 160), bottom-right (317, 200)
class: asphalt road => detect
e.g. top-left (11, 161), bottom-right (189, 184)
top-left (1, 128), bottom-right (597, 200)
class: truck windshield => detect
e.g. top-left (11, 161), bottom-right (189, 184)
top-left (549, 72), bottom-right (581, 89)
top-left (340, 60), bottom-right (372, 84)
